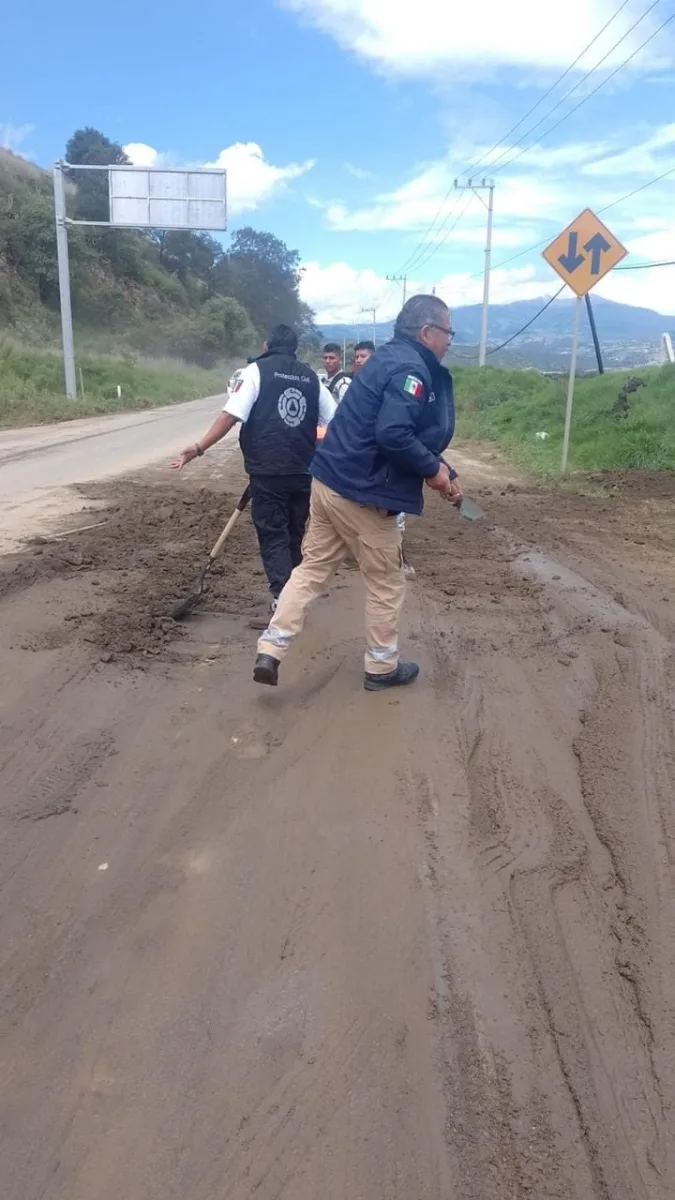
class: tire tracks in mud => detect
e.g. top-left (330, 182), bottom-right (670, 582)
top-left (405, 505), bottom-right (675, 1200)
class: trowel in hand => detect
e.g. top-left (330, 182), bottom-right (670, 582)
top-left (456, 497), bottom-right (485, 521)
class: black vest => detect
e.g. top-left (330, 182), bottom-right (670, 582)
top-left (239, 351), bottom-right (320, 477)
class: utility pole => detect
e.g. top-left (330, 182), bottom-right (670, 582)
top-left (53, 163), bottom-right (77, 399)
top-left (386, 274), bottom-right (407, 305)
top-left (454, 178), bottom-right (494, 367)
top-left (361, 305), bottom-right (378, 345)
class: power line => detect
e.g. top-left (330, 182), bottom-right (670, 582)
top-left (404, 3), bottom-right (674, 281)
top-left (598, 160), bottom-right (675, 212)
top-left (484, 286), bottom-right (567, 354)
top-left (615, 258), bottom-right (675, 269)
top-left (459, 0), bottom-right (636, 181)
top-left (488, 7), bottom-right (675, 180)
top-left (395, 193), bottom-right (464, 276)
top-left (391, 0), bottom-right (644, 275)
top-left (407, 193), bottom-right (475, 276)
top-left (449, 285), bottom-right (564, 360)
top-left (466, 160), bottom-right (675, 280)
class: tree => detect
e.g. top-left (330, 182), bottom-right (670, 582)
top-left (65, 127), bottom-right (129, 222)
top-left (154, 230), bottom-right (224, 291)
top-left (176, 296), bottom-right (257, 367)
top-left (224, 227), bottom-right (310, 335)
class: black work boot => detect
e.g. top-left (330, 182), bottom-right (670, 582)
top-left (363, 661), bottom-right (420, 692)
top-left (254, 654), bottom-right (280, 686)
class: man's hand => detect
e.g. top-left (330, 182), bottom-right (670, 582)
top-left (426, 463), bottom-right (463, 503)
top-left (170, 444), bottom-right (201, 471)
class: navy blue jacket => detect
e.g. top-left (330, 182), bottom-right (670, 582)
top-left (311, 335), bottom-right (455, 515)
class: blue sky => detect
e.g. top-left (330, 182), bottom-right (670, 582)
top-left (3, 0), bottom-right (675, 321)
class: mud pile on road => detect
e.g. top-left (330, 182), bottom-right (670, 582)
top-left (0, 479), bottom-right (264, 661)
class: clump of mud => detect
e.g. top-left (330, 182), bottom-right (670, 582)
top-left (0, 480), bottom-right (264, 661)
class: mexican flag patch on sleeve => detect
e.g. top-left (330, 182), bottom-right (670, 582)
top-left (403, 374), bottom-right (424, 399)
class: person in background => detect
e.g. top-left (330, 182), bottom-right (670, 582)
top-left (253, 294), bottom-right (461, 691)
top-left (353, 339), bottom-right (375, 372)
top-left (171, 324), bottom-right (336, 629)
top-left (323, 343), bottom-right (352, 404)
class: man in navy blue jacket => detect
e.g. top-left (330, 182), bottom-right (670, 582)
top-left (254, 294), bottom-right (462, 691)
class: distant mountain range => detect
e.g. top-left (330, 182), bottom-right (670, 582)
top-left (319, 296), bottom-right (675, 371)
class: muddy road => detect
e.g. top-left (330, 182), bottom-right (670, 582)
top-left (0, 452), bottom-right (674, 1199)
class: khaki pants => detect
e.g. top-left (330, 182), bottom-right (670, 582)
top-left (257, 479), bottom-right (405, 675)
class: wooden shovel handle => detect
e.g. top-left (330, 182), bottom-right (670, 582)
top-left (208, 484), bottom-right (252, 560)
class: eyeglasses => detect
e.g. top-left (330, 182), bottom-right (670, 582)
top-left (426, 323), bottom-right (455, 341)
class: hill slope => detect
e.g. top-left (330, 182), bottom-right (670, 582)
top-left (0, 131), bottom-right (315, 365)
top-left (321, 296), bottom-right (675, 371)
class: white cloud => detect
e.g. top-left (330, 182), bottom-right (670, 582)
top-left (322, 156), bottom-right (588, 251)
top-left (123, 140), bottom-right (314, 214)
top-left (595, 266), bottom-right (675, 316)
top-left (123, 142), bottom-right (164, 168)
top-left (205, 142), bottom-right (314, 213)
top-left (300, 259), bottom-right (556, 324)
top-left (300, 261), bottom-right (396, 323)
top-left (344, 162), bottom-right (376, 180)
top-left (0, 122), bottom-right (34, 154)
top-left (281, 0), bottom-right (670, 76)
top-left (583, 123), bottom-right (675, 176)
top-left (302, 254), bottom-right (675, 329)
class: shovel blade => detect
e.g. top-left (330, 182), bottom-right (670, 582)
top-left (458, 497), bottom-right (485, 521)
top-left (170, 561), bottom-right (211, 620)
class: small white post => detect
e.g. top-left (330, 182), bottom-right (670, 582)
top-left (561, 295), bottom-right (583, 474)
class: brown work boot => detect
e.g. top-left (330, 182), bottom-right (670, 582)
top-left (248, 597), bottom-right (277, 630)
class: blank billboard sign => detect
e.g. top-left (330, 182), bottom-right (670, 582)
top-left (109, 168), bottom-right (226, 230)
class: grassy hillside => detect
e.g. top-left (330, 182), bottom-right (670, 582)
top-left (0, 342), bottom-right (222, 427)
top-left (454, 365), bottom-right (675, 472)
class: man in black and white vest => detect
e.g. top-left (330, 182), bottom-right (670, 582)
top-left (172, 324), bottom-right (336, 627)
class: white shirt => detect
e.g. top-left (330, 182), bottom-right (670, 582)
top-left (223, 362), bottom-right (337, 425)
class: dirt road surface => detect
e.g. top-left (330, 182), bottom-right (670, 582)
top-left (0, 394), bottom-right (233, 552)
top-left (1, 447), bottom-right (674, 1199)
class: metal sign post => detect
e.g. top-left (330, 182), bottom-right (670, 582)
top-left (561, 296), bottom-right (582, 474)
top-left (52, 163), bottom-right (227, 398)
top-left (542, 208), bottom-right (627, 473)
top-left (53, 164), bottom-right (77, 399)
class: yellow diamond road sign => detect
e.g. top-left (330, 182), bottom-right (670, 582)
top-left (542, 208), bottom-right (627, 297)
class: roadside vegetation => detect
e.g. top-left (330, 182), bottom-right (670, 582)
top-left (0, 341), bottom-right (222, 427)
top-left (454, 364), bottom-right (675, 473)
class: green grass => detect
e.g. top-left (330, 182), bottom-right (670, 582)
top-left (453, 364), bottom-right (675, 473)
top-left (0, 341), bottom-right (228, 427)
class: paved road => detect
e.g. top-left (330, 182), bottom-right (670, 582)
top-left (0, 395), bottom-right (234, 551)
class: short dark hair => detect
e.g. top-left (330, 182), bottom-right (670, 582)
top-left (267, 324), bottom-right (298, 354)
top-left (354, 340), bottom-right (375, 352)
top-left (394, 294), bottom-right (449, 340)
top-left (323, 342), bottom-right (341, 355)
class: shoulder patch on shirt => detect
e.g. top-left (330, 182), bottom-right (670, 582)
top-left (403, 374), bottom-right (424, 399)
top-left (233, 378), bottom-right (244, 392)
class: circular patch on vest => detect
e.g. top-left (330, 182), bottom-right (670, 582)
top-left (278, 387), bottom-right (307, 428)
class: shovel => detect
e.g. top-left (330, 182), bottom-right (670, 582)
top-left (456, 497), bottom-right (485, 521)
top-left (171, 484), bottom-right (252, 620)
